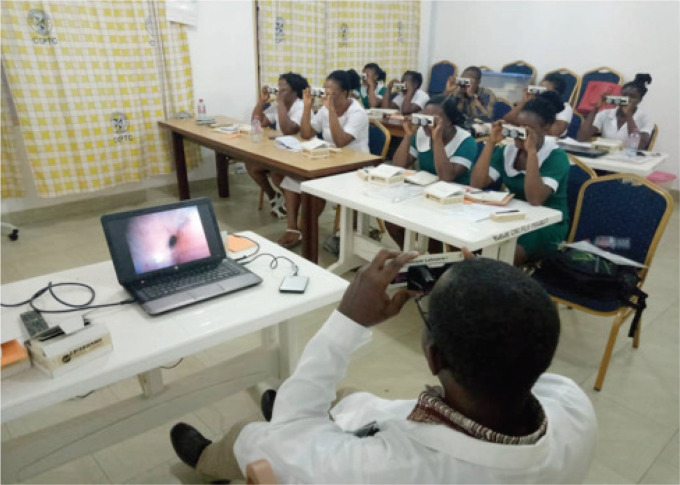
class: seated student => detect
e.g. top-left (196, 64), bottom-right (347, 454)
top-left (360, 62), bottom-right (387, 108)
top-left (170, 249), bottom-right (597, 484)
top-left (470, 91), bottom-right (570, 265)
top-left (504, 73), bottom-right (573, 137)
top-left (387, 94), bottom-right (478, 249)
top-left (246, 72), bottom-right (309, 218)
top-left (347, 68), bottom-right (362, 101)
top-left (577, 73), bottom-right (653, 149)
top-left (273, 70), bottom-right (369, 249)
top-left (382, 70), bottom-right (430, 114)
top-left (444, 66), bottom-right (496, 120)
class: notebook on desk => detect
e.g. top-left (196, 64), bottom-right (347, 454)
top-left (101, 198), bottom-right (262, 316)
top-left (556, 141), bottom-right (608, 158)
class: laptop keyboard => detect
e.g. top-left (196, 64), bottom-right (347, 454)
top-left (138, 261), bottom-right (243, 300)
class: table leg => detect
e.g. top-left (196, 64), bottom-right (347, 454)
top-left (327, 205), bottom-right (365, 275)
top-left (172, 132), bottom-right (190, 200)
top-left (301, 192), bottom-right (319, 263)
top-left (215, 152), bottom-right (230, 198)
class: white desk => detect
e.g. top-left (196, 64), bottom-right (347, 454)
top-left (581, 151), bottom-right (668, 177)
top-left (302, 173), bottom-right (563, 273)
top-left (0, 232), bottom-right (348, 482)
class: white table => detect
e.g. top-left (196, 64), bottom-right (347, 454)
top-left (0, 232), bottom-right (348, 482)
top-left (302, 173), bottom-right (563, 274)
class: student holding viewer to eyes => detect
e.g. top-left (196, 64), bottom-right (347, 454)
top-left (382, 70), bottom-right (430, 114)
top-left (504, 73), bottom-right (573, 137)
top-left (387, 94), bottom-right (478, 250)
top-left (470, 91), bottom-right (570, 265)
top-left (577, 73), bottom-right (653, 149)
top-left (444, 66), bottom-right (496, 120)
top-left (247, 72), bottom-right (309, 218)
top-left (272, 69), bottom-right (369, 249)
top-left (360, 62), bottom-right (387, 108)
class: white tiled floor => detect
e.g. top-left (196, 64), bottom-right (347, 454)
top-left (1, 173), bottom-right (678, 484)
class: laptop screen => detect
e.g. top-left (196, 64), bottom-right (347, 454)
top-left (101, 198), bottom-right (226, 285)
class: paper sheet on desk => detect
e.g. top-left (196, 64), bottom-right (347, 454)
top-left (565, 241), bottom-right (646, 268)
top-left (275, 136), bottom-right (302, 151)
top-left (436, 203), bottom-right (498, 222)
top-left (601, 152), bottom-right (648, 164)
top-left (364, 183), bottom-right (423, 203)
top-left (557, 137), bottom-right (593, 148)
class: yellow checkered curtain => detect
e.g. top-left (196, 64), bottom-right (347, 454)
top-left (258, 0), bottom-right (327, 89)
top-left (325, 1), bottom-right (420, 80)
top-left (258, 1), bottom-right (420, 89)
top-left (0, 1), bottom-right (198, 198)
top-left (1, 62), bottom-right (24, 198)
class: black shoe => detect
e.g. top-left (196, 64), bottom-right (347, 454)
top-left (261, 389), bottom-right (277, 422)
top-left (170, 422), bottom-right (212, 469)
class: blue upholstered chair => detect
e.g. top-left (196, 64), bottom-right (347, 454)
top-left (566, 111), bottom-right (584, 140)
top-left (501, 60), bottom-right (537, 83)
top-left (544, 67), bottom-right (580, 106)
top-left (565, 155), bottom-right (596, 235)
top-left (427, 61), bottom-right (457, 96)
top-left (492, 97), bottom-right (512, 121)
top-left (575, 67), bottom-right (623, 110)
top-left (533, 174), bottom-right (674, 390)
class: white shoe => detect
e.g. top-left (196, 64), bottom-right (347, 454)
top-left (269, 192), bottom-right (287, 219)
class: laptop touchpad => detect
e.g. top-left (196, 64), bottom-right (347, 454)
top-left (188, 283), bottom-right (224, 300)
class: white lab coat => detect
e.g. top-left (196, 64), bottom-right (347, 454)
top-left (234, 311), bottom-right (597, 484)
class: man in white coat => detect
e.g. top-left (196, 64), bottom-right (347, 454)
top-left (170, 250), bottom-right (597, 483)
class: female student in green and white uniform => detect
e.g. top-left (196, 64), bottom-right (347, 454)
top-left (360, 63), bottom-right (387, 108)
top-left (470, 90), bottom-right (570, 265)
top-left (387, 94), bottom-right (478, 248)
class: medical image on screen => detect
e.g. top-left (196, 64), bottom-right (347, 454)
top-left (126, 206), bottom-right (211, 274)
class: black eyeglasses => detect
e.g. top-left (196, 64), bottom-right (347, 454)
top-left (415, 294), bottom-right (431, 331)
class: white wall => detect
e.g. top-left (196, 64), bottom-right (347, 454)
top-left (424, 0), bottom-right (679, 189)
top-left (2, 0), bottom-right (258, 215)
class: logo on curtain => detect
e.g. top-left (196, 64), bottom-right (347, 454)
top-left (111, 112), bottom-right (133, 143)
top-left (27, 9), bottom-right (58, 44)
top-left (275, 16), bottom-right (285, 44)
top-left (339, 23), bottom-right (348, 47)
top-left (396, 21), bottom-right (405, 44)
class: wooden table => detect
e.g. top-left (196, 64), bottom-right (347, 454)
top-left (158, 116), bottom-right (381, 262)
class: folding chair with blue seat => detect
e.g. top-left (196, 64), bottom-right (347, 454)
top-left (492, 97), bottom-right (512, 121)
top-left (575, 66), bottom-right (623, 110)
top-left (566, 111), bottom-right (584, 140)
top-left (427, 60), bottom-right (457, 96)
top-left (565, 155), bottom-right (596, 235)
top-left (532, 174), bottom-right (674, 390)
top-left (501, 60), bottom-right (537, 84)
top-left (544, 67), bottom-right (580, 106)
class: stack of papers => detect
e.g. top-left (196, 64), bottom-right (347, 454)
top-left (404, 170), bottom-right (439, 186)
top-left (465, 190), bottom-right (514, 205)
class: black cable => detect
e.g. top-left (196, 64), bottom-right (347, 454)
top-left (240, 253), bottom-right (299, 276)
top-left (1, 281), bottom-right (135, 314)
top-left (230, 233), bottom-right (298, 275)
top-left (160, 358), bottom-right (184, 369)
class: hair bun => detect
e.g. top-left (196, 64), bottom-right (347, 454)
top-left (537, 90), bottom-right (564, 115)
top-left (634, 73), bottom-right (652, 87)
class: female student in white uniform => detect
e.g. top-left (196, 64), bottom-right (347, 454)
top-left (504, 73), bottom-right (573, 137)
top-left (247, 72), bottom-right (309, 218)
top-left (382, 70), bottom-right (430, 114)
top-left (360, 62), bottom-right (387, 108)
top-left (577, 73), bottom-right (653, 149)
top-left (274, 69), bottom-right (369, 248)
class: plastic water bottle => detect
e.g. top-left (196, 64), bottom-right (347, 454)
top-left (196, 99), bottom-right (206, 121)
top-left (625, 130), bottom-right (640, 158)
top-left (594, 236), bottom-right (631, 251)
top-left (251, 115), bottom-right (262, 144)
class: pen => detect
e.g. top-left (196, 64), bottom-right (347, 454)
top-left (495, 209), bottom-right (519, 214)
